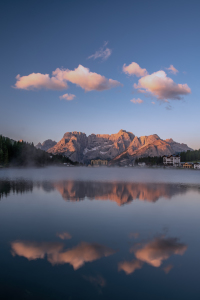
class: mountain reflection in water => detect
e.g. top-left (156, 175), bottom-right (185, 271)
top-left (1, 179), bottom-right (200, 205)
top-left (0, 170), bottom-right (200, 300)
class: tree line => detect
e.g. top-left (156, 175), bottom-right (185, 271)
top-left (0, 135), bottom-right (76, 167)
top-left (180, 149), bottom-right (200, 162)
top-left (135, 156), bottom-right (163, 165)
top-left (135, 149), bottom-right (200, 165)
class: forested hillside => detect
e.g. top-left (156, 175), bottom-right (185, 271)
top-left (180, 149), bottom-right (200, 162)
top-left (0, 135), bottom-right (76, 167)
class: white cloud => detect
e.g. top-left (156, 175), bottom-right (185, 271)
top-left (130, 98), bottom-right (144, 104)
top-left (151, 101), bottom-right (155, 105)
top-left (166, 65), bottom-right (179, 74)
top-left (14, 65), bottom-right (121, 92)
top-left (123, 62), bottom-right (148, 77)
top-left (88, 41), bottom-right (112, 61)
top-left (15, 73), bottom-right (68, 90)
top-left (134, 70), bottom-right (191, 100)
top-left (53, 65), bottom-right (122, 91)
top-left (59, 94), bottom-right (76, 101)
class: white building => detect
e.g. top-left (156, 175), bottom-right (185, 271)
top-left (194, 163), bottom-right (200, 169)
top-left (138, 162), bottom-right (146, 167)
top-left (163, 155), bottom-right (180, 167)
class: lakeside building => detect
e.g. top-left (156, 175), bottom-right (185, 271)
top-left (163, 155), bottom-right (181, 167)
top-left (193, 163), bottom-right (200, 169)
top-left (138, 162), bottom-right (146, 167)
top-left (91, 159), bottom-right (108, 166)
top-left (183, 162), bottom-right (193, 169)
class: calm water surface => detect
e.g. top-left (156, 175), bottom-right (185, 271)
top-left (0, 167), bottom-right (200, 299)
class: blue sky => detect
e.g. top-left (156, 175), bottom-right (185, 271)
top-left (0, 0), bottom-right (200, 149)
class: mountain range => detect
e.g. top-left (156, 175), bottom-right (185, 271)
top-left (35, 130), bottom-right (192, 165)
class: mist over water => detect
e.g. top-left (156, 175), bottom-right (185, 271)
top-left (0, 167), bottom-right (200, 299)
top-left (1, 166), bottom-right (200, 184)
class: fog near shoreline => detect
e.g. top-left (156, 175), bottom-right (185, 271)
top-left (0, 166), bottom-right (200, 185)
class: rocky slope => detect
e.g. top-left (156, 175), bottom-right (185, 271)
top-left (111, 136), bottom-right (193, 165)
top-left (35, 139), bottom-right (57, 151)
top-left (47, 130), bottom-right (135, 163)
top-left (43, 130), bottom-right (193, 164)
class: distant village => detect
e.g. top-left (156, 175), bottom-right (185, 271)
top-left (81, 155), bottom-right (200, 169)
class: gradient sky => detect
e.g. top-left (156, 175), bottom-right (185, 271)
top-left (0, 0), bottom-right (200, 149)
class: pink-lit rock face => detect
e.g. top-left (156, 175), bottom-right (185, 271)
top-left (112, 133), bottom-right (192, 164)
top-left (45, 129), bottom-right (192, 163)
top-left (47, 130), bottom-right (135, 163)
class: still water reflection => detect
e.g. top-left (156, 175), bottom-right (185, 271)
top-left (0, 168), bottom-right (200, 299)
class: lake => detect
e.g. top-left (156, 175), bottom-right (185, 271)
top-left (0, 167), bottom-right (200, 299)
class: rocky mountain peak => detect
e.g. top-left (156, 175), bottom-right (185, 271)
top-left (165, 138), bottom-right (174, 143)
top-left (44, 130), bottom-right (193, 164)
top-left (35, 139), bottom-right (57, 151)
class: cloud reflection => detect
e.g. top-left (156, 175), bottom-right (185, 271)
top-left (119, 236), bottom-right (187, 275)
top-left (129, 232), bottom-right (139, 239)
top-left (83, 275), bottom-right (106, 288)
top-left (48, 242), bottom-right (116, 270)
top-left (11, 241), bottom-right (116, 270)
top-left (163, 264), bottom-right (174, 274)
top-left (118, 259), bottom-right (143, 275)
top-left (11, 241), bottom-right (63, 260)
top-left (56, 232), bottom-right (72, 240)
top-left (133, 236), bottom-right (187, 267)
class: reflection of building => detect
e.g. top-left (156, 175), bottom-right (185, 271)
top-left (91, 159), bottom-right (108, 166)
top-left (194, 163), bottom-right (200, 169)
top-left (183, 162), bottom-right (193, 169)
top-left (163, 155), bottom-right (180, 167)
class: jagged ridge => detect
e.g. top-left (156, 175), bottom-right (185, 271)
top-left (39, 130), bottom-right (193, 164)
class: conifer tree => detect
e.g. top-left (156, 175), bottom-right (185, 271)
top-left (4, 149), bottom-right (9, 165)
top-left (0, 148), bottom-right (3, 164)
